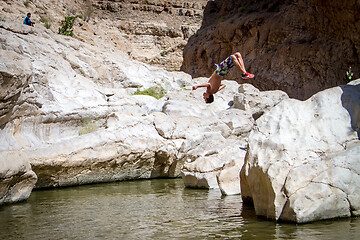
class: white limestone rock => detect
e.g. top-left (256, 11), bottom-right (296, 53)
top-left (218, 108), bottom-right (254, 137)
top-left (241, 80), bottom-right (360, 223)
top-left (0, 152), bottom-right (37, 205)
top-left (0, 17), bottom-right (244, 192)
top-left (179, 83), bottom-right (288, 191)
top-left (0, 10), bottom-right (289, 203)
top-left (216, 148), bottom-right (247, 196)
top-left (181, 155), bottom-right (224, 189)
top-left (181, 133), bottom-right (246, 190)
top-left (0, 49), bottom-right (33, 126)
top-left (233, 83), bottom-right (289, 119)
top-left (0, 18), bottom-right (192, 189)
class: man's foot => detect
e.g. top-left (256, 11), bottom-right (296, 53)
top-left (241, 72), bottom-right (254, 80)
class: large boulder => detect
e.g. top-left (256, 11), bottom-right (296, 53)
top-left (241, 80), bottom-right (360, 223)
top-left (28, 112), bottom-right (169, 188)
top-left (0, 152), bottom-right (37, 204)
top-left (182, 155), bottom-right (226, 189)
top-left (180, 127), bottom-right (246, 191)
top-left (156, 83), bottom-right (245, 190)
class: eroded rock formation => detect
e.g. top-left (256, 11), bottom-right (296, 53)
top-left (93, 0), bottom-right (208, 71)
top-left (240, 80), bottom-right (360, 223)
top-left (0, 17), bottom-right (246, 202)
top-left (181, 84), bottom-right (289, 195)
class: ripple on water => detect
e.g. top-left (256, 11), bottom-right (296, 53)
top-left (0, 179), bottom-right (359, 240)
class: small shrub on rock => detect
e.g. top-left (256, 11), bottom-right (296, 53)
top-left (133, 84), bottom-right (167, 99)
top-left (24, 0), bottom-right (30, 8)
top-left (58, 15), bottom-right (82, 37)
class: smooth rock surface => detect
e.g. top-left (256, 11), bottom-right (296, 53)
top-left (216, 150), bottom-right (245, 196)
top-left (241, 80), bottom-right (360, 223)
top-left (233, 84), bottom-right (289, 120)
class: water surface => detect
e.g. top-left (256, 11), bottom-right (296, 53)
top-left (1, 179), bottom-right (359, 239)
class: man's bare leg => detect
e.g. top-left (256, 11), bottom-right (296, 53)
top-left (231, 52), bottom-right (247, 74)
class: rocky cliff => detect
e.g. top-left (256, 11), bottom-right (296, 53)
top-left (0, 12), bottom-right (246, 199)
top-left (91, 0), bottom-right (208, 71)
top-left (181, 0), bottom-right (360, 99)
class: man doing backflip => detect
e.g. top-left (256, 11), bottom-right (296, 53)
top-left (192, 52), bottom-right (254, 103)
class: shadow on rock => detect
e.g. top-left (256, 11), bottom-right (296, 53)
top-left (340, 81), bottom-right (360, 139)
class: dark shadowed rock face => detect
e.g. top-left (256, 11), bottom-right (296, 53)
top-left (181, 0), bottom-right (360, 100)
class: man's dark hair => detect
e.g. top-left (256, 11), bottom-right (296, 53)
top-left (205, 94), bottom-right (214, 104)
top-left (27, 13), bottom-right (31, 16)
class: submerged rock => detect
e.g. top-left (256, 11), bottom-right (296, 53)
top-left (240, 80), bottom-right (360, 223)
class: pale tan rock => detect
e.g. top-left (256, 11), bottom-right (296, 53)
top-left (216, 150), bottom-right (245, 196)
top-left (181, 155), bottom-right (224, 189)
top-left (0, 0), bottom-right (207, 72)
top-left (181, 132), bottom-right (247, 191)
top-left (0, 152), bottom-right (37, 205)
top-left (0, 49), bottom-right (33, 126)
top-left (180, 83), bottom-right (287, 191)
top-left (219, 108), bottom-right (254, 137)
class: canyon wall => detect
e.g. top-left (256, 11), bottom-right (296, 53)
top-left (90, 0), bottom-right (208, 71)
top-left (181, 0), bottom-right (360, 99)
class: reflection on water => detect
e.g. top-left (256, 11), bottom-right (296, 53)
top-left (0, 179), bottom-right (359, 239)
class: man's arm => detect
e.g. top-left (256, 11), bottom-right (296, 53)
top-left (217, 84), bottom-right (226, 92)
top-left (192, 82), bottom-right (210, 90)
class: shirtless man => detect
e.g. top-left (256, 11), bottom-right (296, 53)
top-left (192, 52), bottom-right (254, 103)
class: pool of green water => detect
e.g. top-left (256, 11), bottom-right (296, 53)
top-left (1, 178), bottom-right (359, 239)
